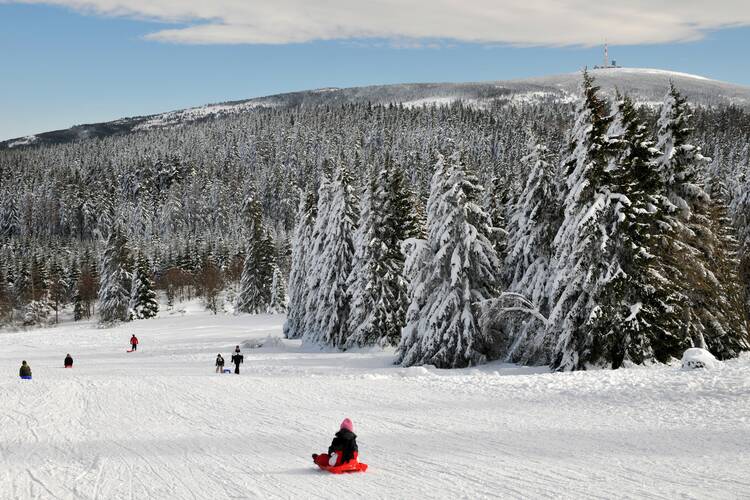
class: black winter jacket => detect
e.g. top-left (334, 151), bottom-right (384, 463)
top-left (328, 429), bottom-right (358, 463)
top-left (231, 354), bottom-right (243, 366)
top-left (64, 356), bottom-right (73, 367)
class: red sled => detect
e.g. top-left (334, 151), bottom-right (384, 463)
top-left (317, 461), bottom-right (368, 474)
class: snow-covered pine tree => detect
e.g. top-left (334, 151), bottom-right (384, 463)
top-left (501, 135), bottom-right (560, 364)
top-left (397, 146), bottom-right (502, 368)
top-left (97, 227), bottom-right (132, 323)
top-left (236, 189), bottom-right (276, 314)
top-left (284, 188), bottom-right (317, 338)
top-left (656, 84), bottom-right (750, 358)
top-left (701, 180), bottom-right (750, 356)
top-left (345, 157), bottom-right (420, 349)
top-left (131, 252), bottom-right (159, 319)
top-left (732, 174), bottom-right (750, 320)
top-left (303, 159), bottom-right (358, 348)
top-left (344, 171), bottom-right (380, 347)
top-left (0, 262), bottom-right (11, 322)
top-left (545, 72), bottom-right (614, 371)
top-left (47, 259), bottom-right (68, 324)
top-left (268, 264), bottom-right (288, 314)
top-left (486, 174), bottom-right (511, 270)
top-left (589, 94), bottom-right (680, 367)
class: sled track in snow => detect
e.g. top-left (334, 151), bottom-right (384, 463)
top-left (1, 312), bottom-right (749, 499)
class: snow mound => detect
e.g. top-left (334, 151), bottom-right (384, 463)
top-left (243, 334), bottom-right (287, 350)
top-left (681, 348), bottom-right (719, 370)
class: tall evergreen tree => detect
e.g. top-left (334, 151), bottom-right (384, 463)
top-left (303, 160), bottom-right (358, 348)
top-left (397, 146), bottom-right (501, 368)
top-left (268, 264), bottom-right (288, 314)
top-left (546, 72), bottom-right (614, 371)
top-left (97, 227), bottom-right (132, 323)
top-left (236, 188), bottom-right (276, 314)
top-left (656, 84), bottom-right (750, 358)
top-left (502, 135), bottom-right (560, 364)
top-left (590, 95), bottom-right (680, 367)
top-left (131, 252), bottom-right (159, 319)
top-left (284, 189), bottom-right (317, 338)
top-left (47, 259), bottom-right (67, 324)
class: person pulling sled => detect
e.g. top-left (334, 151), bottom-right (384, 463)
top-left (231, 351), bottom-right (243, 374)
top-left (129, 335), bottom-right (139, 352)
top-left (312, 418), bottom-right (367, 473)
top-left (64, 354), bottom-right (73, 368)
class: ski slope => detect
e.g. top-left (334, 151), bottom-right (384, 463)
top-left (1, 306), bottom-right (749, 499)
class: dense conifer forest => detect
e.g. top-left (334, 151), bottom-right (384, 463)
top-left (1, 74), bottom-right (748, 370)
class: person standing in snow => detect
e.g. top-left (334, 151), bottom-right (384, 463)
top-left (313, 418), bottom-right (359, 468)
top-left (130, 334), bottom-right (139, 352)
top-left (215, 354), bottom-right (225, 373)
top-left (64, 354), bottom-right (73, 368)
top-left (231, 351), bottom-right (243, 374)
top-left (19, 361), bottom-right (32, 379)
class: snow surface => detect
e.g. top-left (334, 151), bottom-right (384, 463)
top-left (590, 67), bottom-right (710, 82)
top-left (2, 306), bottom-right (750, 498)
top-left (134, 100), bottom-right (275, 131)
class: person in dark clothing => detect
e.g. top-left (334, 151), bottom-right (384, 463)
top-left (64, 354), bottom-right (73, 368)
top-left (313, 418), bottom-right (359, 467)
top-left (215, 354), bottom-right (225, 373)
top-left (234, 345), bottom-right (241, 354)
top-left (130, 335), bottom-right (139, 351)
top-left (231, 352), bottom-right (243, 374)
top-left (19, 361), bottom-right (32, 379)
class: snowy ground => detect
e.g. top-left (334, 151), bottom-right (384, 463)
top-left (2, 305), bottom-right (750, 499)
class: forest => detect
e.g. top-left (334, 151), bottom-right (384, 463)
top-left (1, 72), bottom-right (748, 370)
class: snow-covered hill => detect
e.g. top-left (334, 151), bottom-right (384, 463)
top-left (3, 67), bottom-right (749, 150)
top-left (2, 307), bottom-right (749, 498)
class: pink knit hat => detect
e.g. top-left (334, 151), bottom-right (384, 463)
top-left (340, 418), bottom-right (354, 432)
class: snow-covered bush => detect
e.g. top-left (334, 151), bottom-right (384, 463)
top-left (22, 300), bottom-right (53, 326)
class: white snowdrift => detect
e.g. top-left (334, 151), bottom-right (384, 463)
top-left (681, 347), bottom-right (720, 370)
top-left (1, 309), bottom-right (749, 499)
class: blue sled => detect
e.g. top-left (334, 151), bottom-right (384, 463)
top-left (20, 376), bottom-right (32, 380)
top-left (223, 369), bottom-right (231, 374)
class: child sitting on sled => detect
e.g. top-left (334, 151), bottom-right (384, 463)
top-left (312, 418), bottom-right (360, 468)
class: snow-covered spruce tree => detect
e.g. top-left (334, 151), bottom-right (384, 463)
top-left (131, 252), bottom-right (159, 319)
top-left (545, 72), bottom-right (614, 371)
top-left (97, 227), bottom-right (132, 324)
top-left (47, 258), bottom-right (68, 324)
top-left (656, 84), bottom-right (750, 358)
top-left (236, 189), bottom-right (276, 314)
top-left (283, 188), bottom-right (317, 338)
top-left (732, 174), bottom-right (750, 320)
top-left (588, 94), bottom-right (680, 367)
top-left (345, 158), bottom-right (420, 349)
top-left (268, 264), bottom-right (288, 314)
top-left (0, 263), bottom-right (12, 322)
top-left (303, 160), bottom-right (358, 348)
top-left (397, 147), bottom-right (502, 368)
top-left (485, 173), bottom-right (511, 269)
top-left (702, 180), bottom-right (750, 356)
top-left (501, 135), bottom-right (560, 364)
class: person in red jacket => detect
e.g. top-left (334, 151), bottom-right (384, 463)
top-left (130, 335), bottom-right (139, 351)
top-left (313, 418), bottom-right (359, 468)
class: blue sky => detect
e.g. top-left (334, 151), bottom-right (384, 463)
top-left (2, 2), bottom-right (750, 141)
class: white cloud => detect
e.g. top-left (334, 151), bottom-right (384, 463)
top-left (8, 0), bottom-right (750, 46)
